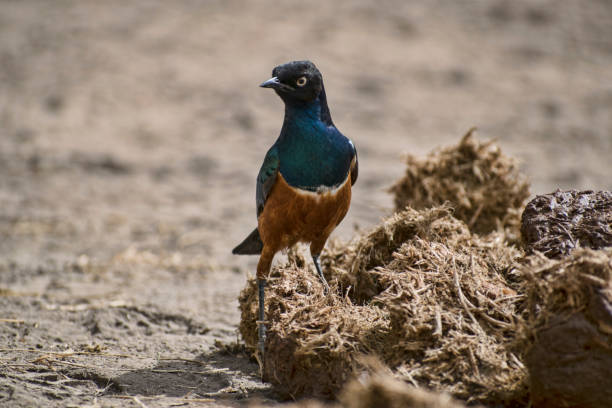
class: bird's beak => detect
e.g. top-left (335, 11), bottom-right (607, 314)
top-left (260, 77), bottom-right (280, 88)
top-left (260, 76), bottom-right (294, 92)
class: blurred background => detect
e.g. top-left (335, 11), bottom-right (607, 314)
top-left (0, 1), bottom-right (611, 405)
top-left (0, 0), bottom-right (611, 332)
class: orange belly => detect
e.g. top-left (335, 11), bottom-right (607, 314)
top-left (256, 172), bottom-right (352, 277)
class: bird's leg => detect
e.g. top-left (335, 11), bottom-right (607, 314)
top-left (256, 278), bottom-right (266, 365)
top-left (312, 254), bottom-right (330, 294)
top-left (255, 248), bottom-right (274, 373)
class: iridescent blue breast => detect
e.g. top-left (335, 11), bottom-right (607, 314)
top-left (275, 102), bottom-right (354, 191)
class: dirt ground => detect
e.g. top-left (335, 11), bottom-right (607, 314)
top-left (0, 1), bottom-right (611, 407)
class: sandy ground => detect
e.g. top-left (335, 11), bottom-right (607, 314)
top-left (0, 0), bottom-right (611, 406)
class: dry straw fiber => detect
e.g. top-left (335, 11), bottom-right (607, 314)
top-left (390, 129), bottom-right (530, 237)
top-left (339, 366), bottom-right (468, 408)
top-left (239, 206), bottom-right (528, 406)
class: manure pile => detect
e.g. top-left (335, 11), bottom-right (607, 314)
top-left (521, 189), bottom-right (612, 258)
top-left (239, 131), bottom-right (612, 407)
top-left (390, 128), bottom-right (530, 237)
top-left (519, 249), bottom-right (612, 408)
top-left (240, 206), bottom-right (527, 406)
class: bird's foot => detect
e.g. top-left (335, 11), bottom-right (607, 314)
top-left (321, 279), bottom-right (330, 295)
top-left (312, 254), bottom-right (331, 295)
top-left (255, 319), bottom-right (267, 379)
top-left (254, 351), bottom-right (264, 379)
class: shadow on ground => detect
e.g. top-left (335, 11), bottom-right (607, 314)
top-left (108, 350), bottom-right (274, 404)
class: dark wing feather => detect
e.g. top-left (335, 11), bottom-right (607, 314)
top-left (256, 146), bottom-right (280, 217)
top-left (349, 140), bottom-right (358, 186)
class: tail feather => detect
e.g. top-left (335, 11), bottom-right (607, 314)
top-left (232, 228), bottom-right (263, 255)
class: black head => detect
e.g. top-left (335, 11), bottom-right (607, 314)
top-left (260, 60), bottom-right (323, 104)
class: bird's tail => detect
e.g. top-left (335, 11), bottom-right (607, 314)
top-left (232, 228), bottom-right (263, 255)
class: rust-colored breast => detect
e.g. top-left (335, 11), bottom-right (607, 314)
top-left (257, 172), bottom-right (352, 255)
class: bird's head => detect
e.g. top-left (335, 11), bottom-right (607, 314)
top-left (260, 60), bottom-right (323, 104)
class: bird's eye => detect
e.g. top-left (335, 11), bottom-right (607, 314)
top-left (296, 76), bottom-right (307, 87)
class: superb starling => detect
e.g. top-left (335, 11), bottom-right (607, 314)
top-left (233, 60), bottom-right (358, 363)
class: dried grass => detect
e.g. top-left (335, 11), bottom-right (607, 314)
top-left (389, 129), bottom-right (530, 237)
top-left (253, 367), bottom-right (468, 408)
top-left (239, 206), bottom-right (528, 405)
top-left (239, 259), bottom-right (389, 400)
top-left (519, 248), bottom-right (612, 329)
top-left (339, 368), bottom-right (467, 408)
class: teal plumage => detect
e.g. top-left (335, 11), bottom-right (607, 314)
top-left (276, 98), bottom-right (354, 191)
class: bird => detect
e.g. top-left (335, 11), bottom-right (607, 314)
top-left (232, 60), bottom-right (358, 364)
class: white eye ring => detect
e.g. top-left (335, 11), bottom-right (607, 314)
top-left (296, 76), bottom-right (307, 87)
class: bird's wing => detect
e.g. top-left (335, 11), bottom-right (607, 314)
top-left (349, 140), bottom-right (358, 186)
top-left (256, 146), bottom-right (280, 217)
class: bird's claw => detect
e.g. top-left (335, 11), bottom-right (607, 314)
top-left (322, 281), bottom-right (331, 295)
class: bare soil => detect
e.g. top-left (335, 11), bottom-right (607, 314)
top-left (0, 0), bottom-right (611, 407)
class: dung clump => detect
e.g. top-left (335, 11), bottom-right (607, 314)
top-left (251, 368), bottom-right (467, 408)
top-left (518, 249), bottom-right (612, 408)
top-left (239, 252), bottom-right (389, 400)
top-left (390, 128), bottom-right (530, 237)
top-left (339, 370), bottom-right (467, 408)
top-left (521, 189), bottom-right (612, 258)
top-left (326, 205), bottom-right (470, 303)
top-left (360, 208), bottom-right (526, 405)
top-left (239, 206), bottom-right (528, 405)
